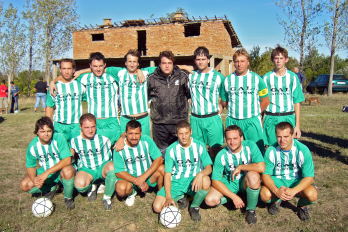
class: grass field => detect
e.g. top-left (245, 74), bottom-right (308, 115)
top-left (1, 94), bottom-right (348, 231)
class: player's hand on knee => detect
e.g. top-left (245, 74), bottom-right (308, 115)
top-left (232, 195), bottom-right (245, 209)
top-left (133, 176), bottom-right (146, 188)
top-left (192, 173), bottom-right (203, 192)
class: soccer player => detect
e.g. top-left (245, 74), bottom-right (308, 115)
top-left (205, 125), bottom-right (265, 224)
top-left (152, 120), bottom-right (212, 221)
top-left (114, 120), bottom-right (164, 206)
top-left (189, 47), bottom-right (224, 159)
top-left (46, 59), bottom-right (86, 140)
top-left (220, 48), bottom-right (270, 153)
top-left (260, 122), bottom-right (318, 221)
top-left (20, 117), bottom-right (76, 209)
top-left (263, 45), bottom-right (305, 146)
top-left (70, 113), bottom-right (119, 210)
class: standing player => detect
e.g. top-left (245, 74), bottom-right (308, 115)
top-left (263, 46), bottom-right (305, 146)
top-left (20, 117), bottom-right (76, 209)
top-left (114, 120), bottom-right (164, 206)
top-left (189, 47), bottom-right (224, 159)
top-left (70, 113), bottom-right (119, 210)
top-left (260, 122), bottom-right (318, 221)
top-left (46, 59), bottom-right (85, 140)
top-left (205, 125), bottom-right (265, 224)
top-left (153, 120), bottom-right (212, 221)
top-left (220, 48), bottom-right (270, 152)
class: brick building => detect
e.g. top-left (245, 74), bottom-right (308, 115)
top-left (52, 12), bottom-right (242, 77)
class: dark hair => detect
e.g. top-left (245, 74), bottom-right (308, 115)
top-left (275, 122), bottom-right (294, 135)
top-left (124, 49), bottom-right (141, 65)
top-left (1, 80), bottom-right (5, 84)
top-left (159, 50), bottom-right (175, 63)
top-left (59, 58), bottom-right (76, 69)
top-left (10, 81), bottom-right (14, 85)
top-left (39, 77), bottom-right (43, 81)
top-left (34, 117), bottom-right (54, 134)
top-left (271, 45), bottom-right (288, 60)
top-left (79, 113), bottom-right (96, 126)
top-left (225, 125), bottom-right (244, 138)
top-left (194, 46), bottom-right (210, 59)
top-left (175, 120), bottom-right (191, 133)
top-left (126, 120), bottom-right (142, 132)
top-left (89, 52), bottom-right (105, 64)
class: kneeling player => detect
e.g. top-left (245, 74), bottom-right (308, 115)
top-left (205, 125), bottom-right (265, 224)
top-left (260, 122), bottom-right (318, 221)
top-left (153, 120), bottom-right (212, 221)
top-left (70, 113), bottom-right (119, 210)
top-left (20, 117), bottom-right (76, 209)
top-left (114, 120), bottom-right (164, 206)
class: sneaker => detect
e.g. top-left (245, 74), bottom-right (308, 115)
top-left (97, 184), bottom-right (105, 194)
top-left (87, 185), bottom-right (97, 202)
top-left (103, 199), bottom-right (112, 211)
top-left (125, 191), bottom-right (137, 206)
top-left (268, 201), bottom-right (281, 215)
top-left (245, 210), bottom-right (257, 224)
top-left (189, 207), bottom-right (201, 221)
top-left (65, 198), bottom-right (75, 210)
top-left (44, 185), bottom-right (58, 200)
top-left (177, 195), bottom-right (188, 210)
top-left (297, 206), bottom-right (310, 221)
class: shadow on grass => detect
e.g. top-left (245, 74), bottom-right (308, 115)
top-left (302, 131), bottom-right (348, 149)
top-left (19, 107), bottom-right (30, 112)
top-left (0, 117), bottom-right (6, 124)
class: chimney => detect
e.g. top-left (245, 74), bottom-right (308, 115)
top-left (174, 12), bottom-right (184, 19)
top-left (103, 18), bottom-right (112, 27)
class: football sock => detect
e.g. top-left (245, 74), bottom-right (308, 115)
top-left (266, 197), bottom-right (281, 204)
top-left (173, 195), bottom-right (185, 202)
top-left (191, 189), bottom-right (209, 208)
top-left (103, 195), bottom-right (111, 200)
top-left (28, 184), bottom-right (53, 194)
top-left (62, 177), bottom-right (75, 199)
top-left (75, 184), bottom-right (92, 193)
top-left (218, 196), bottom-right (229, 206)
top-left (105, 170), bottom-right (116, 197)
top-left (50, 185), bottom-right (57, 192)
top-left (131, 189), bottom-right (136, 195)
top-left (28, 187), bottom-right (43, 194)
top-left (246, 187), bottom-right (260, 210)
top-left (297, 198), bottom-right (317, 207)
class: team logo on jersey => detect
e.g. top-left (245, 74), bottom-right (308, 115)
top-left (270, 86), bottom-right (290, 96)
top-left (230, 86), bottom-right (253, 94)
top-left (191, 80), bottom-right (211, 90)
top-left (141, 154), bottom-right (146, 161)
top-left (283, 163), bottom-right (290, 171)
top-left (134, 156), bottom-right (140, 162)
top-left (124, 79), bottom-right (137, 88)
top-left (126, 157), bottom-right (133, 164)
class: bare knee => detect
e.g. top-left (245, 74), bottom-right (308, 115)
top-left (158, 164), bottom-right (165, 176)
top-left (74, 177), bottom-right (88, 188)
top-left (20, 176), bottom-right (33, 192)
top-left (205, 194), bottom-right (220, 207)
top-left (115, 182), bottom-right (130, 197)
top-left (260, 186), bottom-right (272, 202)
top-left (302, 185), bottom-right (318, 202)
top-left (202, 176), bottom-right (211, 191)
top-left (60, 166), bottom-right (75, 179)
top-left (153, 197), bottom-right (164, 213)
top-left (245, 171), bottom-right (261, 189)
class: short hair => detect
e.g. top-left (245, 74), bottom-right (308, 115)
top-left (10, 81), bottom-right (14, 85)
top-left (159, 50), bottom-right (175, 63)
top-left (89, 52), bottom-right (105, 64)
top-left (275, 122), bottom-right (294, 135)
top-left (39, 77), bottom-right (43, 81)
top-left (175, 120), bottom-right (191, 133)
top-left (59, 58), bottom-right (76, 69)
top-left (79, 113), bottom-right (96, 126)
top-left (224, 125), bottom-right (244, 138)
top-left (124, 49), bottom-right (141, 64)
top-left (126, 120), bottom-right (142, 132)
top-left (1, 80), bottom-right (5, 84)
top-left (271, 45), bottom-right (288, 60)
top-left (294, 67), bottom-right (299, 71)
top-left (34, 117), bottom-right (54, 134)
top-left (194, 46), bottom-right (210, 59)
top-left (233, 48), bottom-right (250, 62)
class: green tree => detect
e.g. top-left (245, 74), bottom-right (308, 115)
top-left (249, 45), bottom-right (261, 73)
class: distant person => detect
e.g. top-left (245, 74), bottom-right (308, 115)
top-left (34, 77), bottom-right (48, 112)
top-left (293, 67), bottom-right (306, 90)
top-left (10, 81), bottom-right (20, 113)
top-left (0, 80), bottom-right (8, 114)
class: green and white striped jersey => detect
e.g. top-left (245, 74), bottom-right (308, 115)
top-left (70, 130), bottom-right (117, 170)
top-left (47, 80), bottom-right (86, 124)
top-left (165, 138), bottom-right (212, 182)
top-left (221, 70), bottom-right (268, 119)
top-left (106, 67), bottom-right (156, 116)
top-left (189, 69), bottom-right (224, 115)
top-left (26, 133), bottom-right (72, 171)
top-left (212, 140), bottom-right (264, 182)
top-left (77, 73), bottom-right (119, 118)
top-left (113, 135), bottom-right (162, 177)
top-left (264, 139), bottom-right (314, 180)
top-left (263, 70), bottom-right (305, 113)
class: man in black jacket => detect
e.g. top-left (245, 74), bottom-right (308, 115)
top-left (148, 51), bottom-right (191, 155)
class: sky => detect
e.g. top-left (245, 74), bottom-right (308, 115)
top-left (8, 0), bottom-right (348, 60)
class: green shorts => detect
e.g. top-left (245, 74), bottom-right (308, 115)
top-left (77, 161), bottom-right (110, 183)
top-left (54, 122), bottom-right (80, 141)
top-left (37, 167), bottom-right (61, 185)
top-left (117, 175), bottom-right (157, 190)
top-left (96, 117), bottom-right (121, 132)
top-left (120, 114), bottom-right (151, 137)
top-left (226, 115), bottom-right (264, 152)
top-left (190, 114), bottom-right (224, 147)
top-left (263, 114), bottom-right (295, 146)
top-left (271, 177), bottom-right (304, 189)
top-left (220, 175), bottom-right (246, 194)
top-left (157, 177), bottom-right (196, 199)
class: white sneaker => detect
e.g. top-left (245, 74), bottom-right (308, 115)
top-left (125, 191), bottom-right (137, 207)
top-left (97, 184), bottom-right (105, 194)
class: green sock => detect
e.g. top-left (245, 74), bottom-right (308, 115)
top-left (191, 189), bottom-right (209, 208)
top-left (62, 177), bottom-right (75, 199)
top-left (28, 187), bottom-right (42, 194)
top-left (104, 170), bottom-right (116, 197)
top-left (297, 198), bottom-right (317, 207)
top-left (28, 184), bottom-right (52, 194)
top-left (218, 196), bottom-right (230, 206)
top-left (76, 184), bottom-right (92, 193)
top-left (173, 195), bottom-right (185, 202)
top-left (246, 187), bottom-right (260, 211)
top-left (265, 197), bottom-right (281, 204)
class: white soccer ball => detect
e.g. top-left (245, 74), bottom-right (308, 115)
top-left (160, 206), bottom-right (181, 228)
top-left (32, 197), bottom-right (54, 218)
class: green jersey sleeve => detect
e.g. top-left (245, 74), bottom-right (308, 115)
top-left (106, 67), bottom-right (123, 82)
top-left (247, 141), bottom-right (265, 163)
top-left (142, 67), bottom-right (157, 75)
top-left (211, 151), bottom-right (225, 181)
top-left (220, 78), bottom-right (228, 102)
top-left (55, 133), bottom-right (72, 159)
top-left (113, 151), bottom-right (127, 174)
top-left (292, 72), bottom-right (305, 104)
top-left (142, 135), bottom-right (161, 160)
top-left (164, 148), bottom-right (174, 173)
top-left (46, 90), bottom-right (55, 108)
top-left (299, 145), bottom-right (315, 177)
top-left (26, 139), bottom-right (38, 168)
top-left (263, 147), bottom-right (275, 175)
top-left (218, 74), bottom-right (225, 96)
top-left (257, 75), bottom-right (269, 99)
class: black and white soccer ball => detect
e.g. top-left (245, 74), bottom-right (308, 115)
top-left (32, 197), bottom-right (54, 218)
top-left (160, 206), bottom-right (181, 228)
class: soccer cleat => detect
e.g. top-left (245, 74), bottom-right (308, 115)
top-left (297, 206), bottom-right (310, 221)
top-left (177, 195), bottom-right (188, 210)
top-left (97, 184), bottom-right (105, 194)
top-left (65, 198), bottom-right (75, 210)
top-left (189, 207), bottom-right (201, 221)
top-left (103, 199), bottom-right (112, 211)
top-left (125, 191), bottom-right (137, 207)
top-left (44, 185), bottom-right (58, 200)
top-left (245, 210), bottom-right (257, 224)
top-left (87, 185), bottom-right (97, 202)
top-left (268, 201), bottom-right (281, 215)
